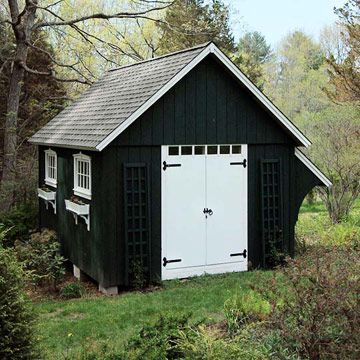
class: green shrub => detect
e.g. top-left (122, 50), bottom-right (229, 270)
top-left (0, 246), bottom-right (37, 359)
top-left (124, 313), bottom-right (197, 359)
top-left (296, 201), bottom-right (360, 251)
top-left (60, 282), bottom-right (86, 299)
top-left (15, 229), bottom-right (66, 290)
top-left (224, 291), bottom-right (270, 335)
top-left (0, 202), bottom-right (37, 247)
top-left (130, 259), bottom-right (147, 289)
top-left (256, 246), bottom-right (360, 359)
top-left (177, 325), bottom-right (270, 360)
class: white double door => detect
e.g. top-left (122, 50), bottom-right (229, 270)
top-left (161, 145), bottom-right (248, 280)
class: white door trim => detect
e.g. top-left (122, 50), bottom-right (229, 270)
top-left (161, 144), bottom-right (248, 280)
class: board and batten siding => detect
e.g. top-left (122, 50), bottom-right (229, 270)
top-left (113, 56), bottom-right (294, 147)
top-left (38, 54), bottom-right (322, 287)
top-left (39, 146), bottom-right (118, 287)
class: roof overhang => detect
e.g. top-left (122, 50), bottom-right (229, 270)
top-left (96, 42), bottom-right (311, 151)
top-left (295, 148), bottom-right (332, 188)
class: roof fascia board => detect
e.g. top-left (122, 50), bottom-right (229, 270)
top-left (96, 42), bottom-right (311, 151)
top-left (295, 148), bottom-right (332, 187)
top-left (30, 141), bottom-right (98, 152)
top-left (96, 46), bottom-right (213, 151)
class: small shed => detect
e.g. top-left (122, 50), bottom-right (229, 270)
top-left (30, 42), bottom-right (331, 294)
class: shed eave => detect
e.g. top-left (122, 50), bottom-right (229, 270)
top-left (295, 148), bottom-right (332, 188)
top-left (28, 139), bottom-right (99, 152)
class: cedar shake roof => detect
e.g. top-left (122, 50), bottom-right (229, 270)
top-left (29, 43), bottom-right (208, 150)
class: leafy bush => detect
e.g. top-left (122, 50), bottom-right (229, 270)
top-left (15, 229), bottom-right (66, 290)
top-left (296, 200), bottom-right (360, 251)
top-left (177, 325), bottom-right (270, 360)
top-left (125, 313), bottom-right (197, 359)
top-left (130, 259), bottom-right (147, 289)
top-left (224, 291), bottom-right (270, 335)
top-left (0, 202), bottom-right (37, 247)
top-left (60, 282), bottom-right (86, 299)
top-left (256, 246), bottom-right (360, 359)
top-left (0, 246), bottom-right (37, 359)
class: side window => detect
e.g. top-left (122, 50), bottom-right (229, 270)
top-left (73, 153), bottom-right (92, 199)
top-left (44, 149), bottom-right (57, 187)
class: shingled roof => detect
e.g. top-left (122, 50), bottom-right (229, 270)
top-left (30, 42), bottom-right (311, 150)
top-left (29, 43), bottom-right (207, 150)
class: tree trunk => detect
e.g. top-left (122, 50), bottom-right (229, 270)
top-left (1, 44), bottom-right (27, 209)
top-left (1, 0), bottom-right (37, 211)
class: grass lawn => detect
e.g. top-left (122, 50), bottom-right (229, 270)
top-left (35, 270), bottom-right (274, 358)
top-left (34, 199), bottom-right (359, 358)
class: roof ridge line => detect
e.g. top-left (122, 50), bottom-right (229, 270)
top-left (108, 42), bottom-right (212, 72)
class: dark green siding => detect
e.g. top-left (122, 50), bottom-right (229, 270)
top-left (38, 54), bottom-right (321, 287)
top-left (114, 56), bottom-right (294, 147)
top-left (39, 146), bottom-right (116, 287)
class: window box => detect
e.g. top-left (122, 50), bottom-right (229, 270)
top-left (38, 187), bottom-right (56, 214)
top-left (65, 198), bottom-right (90, 231)
top-left (38, 187), bottom-right (56, 201)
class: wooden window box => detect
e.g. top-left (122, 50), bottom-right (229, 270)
top-left (65, 199), bottom-right (90, 231)
top-left (38, 187), bottom-right (56, 214)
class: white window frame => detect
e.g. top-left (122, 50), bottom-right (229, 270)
top-left (44, 149), bottom-right (57, 187)
top-left (73, 153), bottom-right (92, 200)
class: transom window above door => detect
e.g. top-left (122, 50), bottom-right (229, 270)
top-left (168, 145), bottom-right (242, 156)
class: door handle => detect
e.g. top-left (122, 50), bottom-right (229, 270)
top-left (203, 208), bottom-right (213, 216)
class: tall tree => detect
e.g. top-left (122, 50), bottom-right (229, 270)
top-left (157, 0), bottom-right (235, 54)
top-left (0, 0), bottom-right (171, 210)
top-left (233, 31), bottom-right (272, 87)
top-left (263, 31), bottom-right (329, 124)
top-left (326, 0), bottom-right (360, 102)
top-left (306, 104), bottom-right (360, 223)
top-left (0, 26), bottom-right (67, 206)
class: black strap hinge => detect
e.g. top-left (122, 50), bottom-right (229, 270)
top-left (230, 249), bottom-right (247, 258)
top-left (163, 161), bottom-right (181, 171)
top-left (163, 257), bottom-right (182, 267)
top-left (230, 159), bottom-right (247, 168)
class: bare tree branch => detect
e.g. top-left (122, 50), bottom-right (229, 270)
top-left (18, 60), bottom-right (91, 85)
top-left (33, 2), bottom-right (173, 29)
top-left (25, 40), bottom-right (94, 83)
top-left (44, 0), bottom-right (64, 9)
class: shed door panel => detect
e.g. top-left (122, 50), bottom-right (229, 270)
top-left (162, 150), bottom-right (206, 269)
top-left (161, 145), bottom-right (248, 280)
top-left (206, 148), bottom-right (247, 265)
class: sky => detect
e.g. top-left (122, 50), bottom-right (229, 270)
top-left (225, 0), bottom-right (346, 47)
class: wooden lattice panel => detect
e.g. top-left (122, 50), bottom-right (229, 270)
top-left (124, 163), bottom-right (151, 285)
top-left (260, 159), bottom-right (283, 267)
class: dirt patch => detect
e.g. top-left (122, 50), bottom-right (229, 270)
top-left (205, 320), bottom-right (228, 338)
top-left (65, 312), bottom-right (87, 321)
top-left (41, 308), bottom-right (64, 318)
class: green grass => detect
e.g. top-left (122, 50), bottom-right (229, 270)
top-left (34, 271), bottom-right (273, 358)
top-left (296, 198), bottom-right (360, 247)
top-left (34, 198), bottom-right (360, 358)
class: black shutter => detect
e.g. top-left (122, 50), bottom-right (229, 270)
top-left (124, 163), bottom-right (151, 286)
top-left (260, 159), bottom-right (283, 267)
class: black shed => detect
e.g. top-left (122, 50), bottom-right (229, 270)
top-left (30, 42), bottom-right (331, 294)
